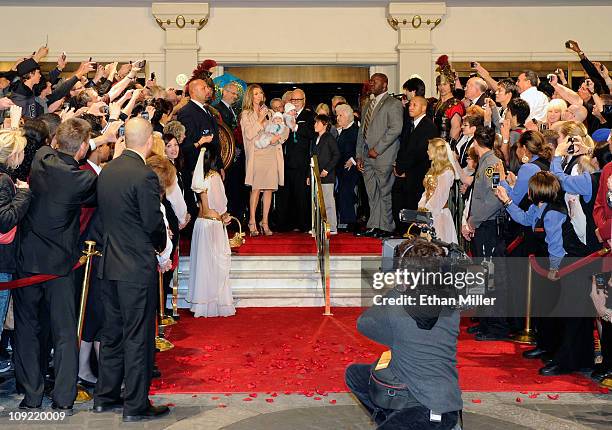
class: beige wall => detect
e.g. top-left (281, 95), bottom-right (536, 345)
top-left (0, 4), bottom-right (611, 93)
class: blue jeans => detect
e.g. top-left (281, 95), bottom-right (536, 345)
top-left (0, 272), bottom-right (12, 339)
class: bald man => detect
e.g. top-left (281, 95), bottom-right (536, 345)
top-left (355, 73), bottom-right (404, 237)
top-left (95, 117), bottom-right (169, 421)
top-left (392, 96), bottom-right (439, 231)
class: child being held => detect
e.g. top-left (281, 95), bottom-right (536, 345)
top-left (255, 112), bottom-right (290, 149)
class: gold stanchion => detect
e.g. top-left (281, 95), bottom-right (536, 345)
top-left (76, 240), bottom-right (101, 403)
top-left (513, 258), bottom-right (536, 344)
top-left (601, 377), bottom-right (612, 389)
top-left (155, 271), bottom-right (175, 352)
top-left (171, 258), bottom-right (180, 320)
top-left (158, 271), bottom-right (176, 327)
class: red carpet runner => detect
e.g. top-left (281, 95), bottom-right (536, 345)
top-left (152, 308), bottom-right (601, 395)
top-left (180, 232), bottom-right (382, 256)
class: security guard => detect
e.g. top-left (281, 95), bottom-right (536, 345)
top-left (463, 126), bottom-right (509, 341)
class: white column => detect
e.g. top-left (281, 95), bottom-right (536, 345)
top-left (388, 2), bottom-right (446, 97)
top-left (152, 2), bottom-right (210, 88)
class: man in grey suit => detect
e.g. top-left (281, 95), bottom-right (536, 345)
top-left (355, 73), bottom-right (404, 237)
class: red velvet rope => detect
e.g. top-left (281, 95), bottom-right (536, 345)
top-left (529, 248), bottom-right (610, 278)
top-left (0, 260), bottom-right (84, 291)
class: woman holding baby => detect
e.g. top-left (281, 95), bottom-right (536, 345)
top-left (240, 84), bottom-right (288, 236)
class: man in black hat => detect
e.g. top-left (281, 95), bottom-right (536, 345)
top-left (11, 59), bottom-right (94, 119)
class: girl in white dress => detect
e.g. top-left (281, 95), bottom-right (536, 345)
top-left (186, 148), bottom-right (236, 317)
top-left (418, 138), bottom-right (458, 244)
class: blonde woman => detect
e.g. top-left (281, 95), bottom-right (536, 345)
top-left (546, 98), bottom-right (568, 129)
top-left (240, 84), bottom-right (286, 236)
top-left (417, 138), bottom-right (458, 244)
top-left (0, 129), bottom-right (31, 343)
top-left (552, 121), bottom-right (595, 245)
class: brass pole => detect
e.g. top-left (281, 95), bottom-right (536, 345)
top-left (159, 270), bottom-right (176, 327)
top-left (76, 240), bottom-right (100, 403)
top-left (514, 257), bottom-right (536, 344)
top-left (156, 271), bottom-right (175, 351)
top-left (172, 260), bottom-right (179, 319)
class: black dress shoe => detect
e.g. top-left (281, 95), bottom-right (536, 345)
top-left (539, 363), bottom-right (571, 376)
top-left (78, 377), bottom-right (97, 389)
top-left (123, 404), bottom-right (170, 422)
top-left (467, 325), bottom-right (482, 335)
top-left (355, 228), bottom-right (376, 237)
top-left (591, 368), bottom-right (612, 382)
top-left (18, 399), bottom-right (41, 410)
top-left (475, 332), bottom-right (508, 341)
top-left (93, 399), bottom-right (124, 413)
top-left (51, 402), bottom-right (74, 416)
top-left (522, 348), bottom-right (548, 359)
top-left (375, 229), bottom-right (393, 238)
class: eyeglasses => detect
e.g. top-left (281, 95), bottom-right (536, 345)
top-left (290, 98), bottom-right (304, 102)
top-left (226, 90), bottom-right (239, 96)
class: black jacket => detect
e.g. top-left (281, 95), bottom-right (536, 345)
top-left (336, 122), bottom-right (359, 167)
top-left (176, 100), bottom-right (222, 172)
top-left (213, 100), bottom-right (238, 130)
top-left (96, 150), bottom-right (166, 284)
top-left (0, 168), bottom-right (32, 273)
top-left (285, 108), bottom-right (316, 171)
top-left (312, 132), bottom-right (340, 184)
top-left (18, 147), bottom-right (97, 276)
top-left (11, 76), bottom-right (78, 119)
top-left (395, 116), bottom-right (439, 199)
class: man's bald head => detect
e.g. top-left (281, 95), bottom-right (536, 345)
top-left (408, 96), bottom-right (428, 119)
top-left (125, 117), bottom-right (153, 155)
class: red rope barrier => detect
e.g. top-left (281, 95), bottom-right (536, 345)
top-left (528, 248), bottom-right (610, 279)
top-left (0, 260), bottom-right (84, 291)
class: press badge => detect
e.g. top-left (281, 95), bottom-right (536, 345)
top-left (430, 411), bottom-right (442, 422)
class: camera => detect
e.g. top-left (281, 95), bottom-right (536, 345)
top-left (594, 272), bottom-right (611, 290)
top-left (491, 172), bottom-right (500, 189)
top-left (470, 61), bottom-right (476, 68)
top-left (547, 73), bottom-right (555, 83)
top-left (100, 105), bottom-right (109, 114)
top-left (134, 60), bottom-right (146, 69)
top-left (141, 111), bottom-right (149, 120)
top-left (603, 105), bottom-right (612, 116)
top-left (118, 125), bottom-right (125, 137)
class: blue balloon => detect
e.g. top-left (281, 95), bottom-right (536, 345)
top-left (213, 73), bottom-right (247, 107)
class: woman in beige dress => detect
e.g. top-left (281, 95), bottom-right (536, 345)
top-left (240, 84), bottom-right (287, 236)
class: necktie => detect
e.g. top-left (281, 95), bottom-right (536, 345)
top-left (362, 98), bottom-right (376, 139)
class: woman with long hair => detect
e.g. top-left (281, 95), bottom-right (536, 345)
top-left (186, 148), bottom-right (235, 317)
top-left (0, 129), bottom-right (31, 360)
top-left (240, 84), bottom-right (286, 236)
top-left (417, 138), bottom-right (457, 244)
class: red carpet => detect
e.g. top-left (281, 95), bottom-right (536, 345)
top-left (152, 308), bottom-right (602, 395)
top-left (180, 232), bottom-right (382, 256)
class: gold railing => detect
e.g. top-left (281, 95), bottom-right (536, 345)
top-left (310, 155), bottom-right (332, 316)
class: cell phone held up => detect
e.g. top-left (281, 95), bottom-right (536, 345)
top-left (491, 172), bottom-right (500, 189)
top-left (566, 136), bottom-right (577, 154)
top-left (118, 125), bottom-right (125, 137)
top-left (134, 60), bottom-right (146, 69)
top-left (594, 272), bottom-right (611, 291)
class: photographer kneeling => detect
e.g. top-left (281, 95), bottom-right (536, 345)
top-left (346, 238), bottom-right (462, 429)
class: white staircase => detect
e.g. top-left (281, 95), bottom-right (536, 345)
top-left (172, 254), bottom-right (381, 308)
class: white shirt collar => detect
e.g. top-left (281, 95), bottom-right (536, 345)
top-left (86, 159), bottom-right (102, 175)
top-left (296, 108), bottom-right (304, 117)
top-left (412, 113), bottom-right (426, 128)
top-left (337, 121), bottom-right (354, 135)
top-left (191, 99), bottom-right (208, 112)
top-left (372, 91), bottom-right (387, 108)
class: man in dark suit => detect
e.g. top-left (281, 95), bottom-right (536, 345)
top-left (277, 88), bottom-right (316, 231)
top-left (15, 118), bottom-right (98, 412)
top-left (464, 77), bottom-right (488, 108)
top-left (213, 81), bottom-right (248, 221)
top-left (94, 118), bottom-right (169, 422)
top-left (176, 78), bottom-right (222, 219)
top-left (392, 96), bottom-right (439, 232)
top-left (335, 103), bottom-right (360, 230)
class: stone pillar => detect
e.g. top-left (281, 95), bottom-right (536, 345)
top-left (152, 2), bottom-right (210, 88)
top-left (387, 2), bottom-right (446, 97)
